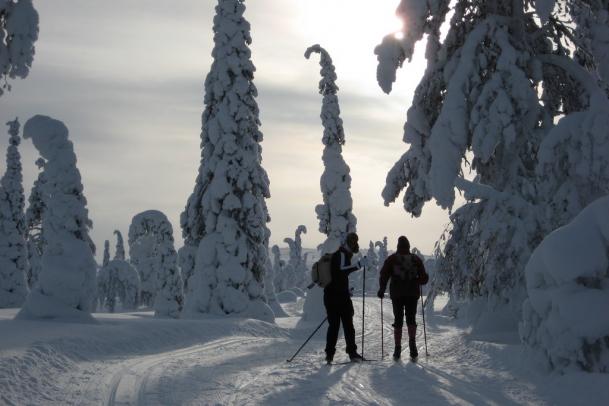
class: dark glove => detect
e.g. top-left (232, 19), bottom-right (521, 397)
top-left (418, 272), bottom-right (429, 285)
top-left (377, 290), bottom-right (385, 299)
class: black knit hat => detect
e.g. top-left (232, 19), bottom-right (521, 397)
top-left (397, 236), bottom-right (410, 252)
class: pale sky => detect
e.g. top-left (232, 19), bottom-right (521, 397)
top-left (0, 0), bottom-right (453, 259)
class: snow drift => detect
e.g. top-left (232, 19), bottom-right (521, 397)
top-left (520, 196), bottom-right (609, 373)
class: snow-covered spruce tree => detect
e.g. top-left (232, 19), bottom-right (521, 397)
top-left (24, 157), bottom-right (45, 288)
top-left (97, 259), bottom-right (140, 313)
top-left (305, 44), bottom-right (357, 255)
top-left (0, 118), bottom-right (27, 307)
top-left (130, 231), bottom-right (156, 307)
top-left (263, 252), bottom-right (287, 317)
top-left (0, 0), bottom-right (38, 97)
top-left (271, 244), bottom-right (285, 292)
top-left (520, 196), bottom-right (609, 373)
top-left (283, 225), bottom-right (307, 288)
top-left (375, 0), bottom-right (609, 328)
top-left (182, 0), bottom-right (273, 322)
top-left (179, 203), bottom-right (201, 296)
top-left (569, 0), bottom-right (609, 86)
top-left (113, 229), bottom-right (125, 261)
top-left (96, 264), bottom-right (114, 312)
top-left (16, 115), bottom-right (97, 322)
top-left (102, 239), bottom-right (110, 268)
top-left (304, 44), bottom-right (357, 321)
top-left (365, 241), bottom-right (379, 294)
top-left (375, 237), bottom-right (388, 266)
top-left (129, 210), bottom-right (183, 318)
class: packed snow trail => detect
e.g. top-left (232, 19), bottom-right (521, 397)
top-left (95, 298), bottom-right (542, 405)
top-left (2, 296), bottom-right (608, 405)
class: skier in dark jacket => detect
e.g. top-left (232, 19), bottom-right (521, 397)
top-left (324, 232), bottom-right (365, 364)
top-left (377, 236), bottom-right (428, 360)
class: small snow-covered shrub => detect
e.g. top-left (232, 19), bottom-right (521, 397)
top-left (520, 196), bottom-right (609, 373)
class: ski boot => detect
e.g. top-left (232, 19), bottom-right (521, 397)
top-left (409, 339), bottom-right (418, 361)
top-left (407, 324), bottom-right (418, 361)
top-left (325, 349), bottom-right (335, 365)
top-left (393, 345), bottom-right (401, 360)
top-left (349, 352), bottom-right (364, 362)
top-left (393, 326), bottom-right (403, 361)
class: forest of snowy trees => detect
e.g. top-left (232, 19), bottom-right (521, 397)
top-left (376, 0), bottom-right (609, 372)
top-left (0, 0), bottom-right (607, 376)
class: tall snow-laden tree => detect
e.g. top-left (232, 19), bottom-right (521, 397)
top-left (303, 44), bottom-right (357, 322)
top-left (129, 210), bottom-right (183, 318)
top-left (305, 44), bottom-right (357, 255)
top-left (102, 239), bottom-right (110, 268)
top-left (113, 229), bottom-right (125, 261)
top-left (16, 115), bottom-right (97, 322)
top-left (375, 0), bottom-right (609, 328)
top-left (0, 0), bottom-right (38, 96)
top-left (0, 118), bottom-right (27, 307)
top-left (24, 157), bottom-right (45, 288)
top-left (183, 0), bottom-right (273, 322)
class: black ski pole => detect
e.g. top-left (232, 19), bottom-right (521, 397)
top-left (362, 263), bottom-right (366, 359)
top-left (381, 297), bottom-right (384, 359)
top-left (286, 316), bottom-right (328, 363)
top-left (420, 284), bottom-right (429, 357)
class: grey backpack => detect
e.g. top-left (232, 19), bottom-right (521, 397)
top-left (311, 253), bottom-right (333, 288)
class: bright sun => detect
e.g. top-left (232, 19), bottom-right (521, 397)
top-left (294, 0), bottom-right (405, 93)
top-left (296, 0), bottom-right (404, 48)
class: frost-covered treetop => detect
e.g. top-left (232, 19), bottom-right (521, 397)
top-left (305, 44), bottom-right (345, 146)
top-left (114, 230), bottom-right (125, 261)
top-left (102, 239), bottom-right (110, 268)
top-left (181, 0), bottom-right (268, 249)
top-left (129, 210), bottom-right (174, 246)
top-left (0, 0), bottom-right (39, 96)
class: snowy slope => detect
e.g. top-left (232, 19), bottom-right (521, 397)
top-left (1, 295), bottom-right (607, 405)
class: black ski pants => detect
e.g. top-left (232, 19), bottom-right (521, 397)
top-left (392, 295), bottom-right (418, 328)
top-left (324, 293), bottom-right (357, 356)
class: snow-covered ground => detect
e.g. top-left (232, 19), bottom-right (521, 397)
top-left (1, 295), bottom-right (607, 405)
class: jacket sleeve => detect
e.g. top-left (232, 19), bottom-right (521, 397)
top-left (339, 251), bottom-right (359, 274)
top-left (415, 255), bottom-right (429, 285)
top-left (378, 256), bottom-right (392, 292)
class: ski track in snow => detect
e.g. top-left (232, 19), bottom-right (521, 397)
top-left (100, 337), bottom-right (272, 406)
top-left (87, 298), bottom-right (541, 405)
top-left (3, 297), bottom-right (607, 405)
